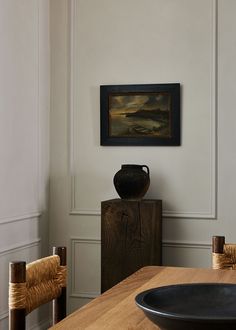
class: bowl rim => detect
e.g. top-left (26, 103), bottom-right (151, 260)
top-left (135, 283), bottom-right (236, 322)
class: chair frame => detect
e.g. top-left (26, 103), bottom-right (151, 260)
top-left (212, 235), bottom-right (236, 270)
top-left (212, 235), bottom-right (225, 254)
top-left (9, 246), bottom-right (66, 330)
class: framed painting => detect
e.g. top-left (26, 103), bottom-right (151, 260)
top-left (100, 83), bottom-right (180, 146)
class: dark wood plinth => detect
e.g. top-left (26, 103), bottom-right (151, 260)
top-left (101, 199), bottom-right (162, 292)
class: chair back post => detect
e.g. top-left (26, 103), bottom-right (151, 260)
top-left (52, 246), bottom-right (67, 325)
top-left (212, 236), bottom-right (225, 253)
top-left (9, 261), bottom-right (26, 330)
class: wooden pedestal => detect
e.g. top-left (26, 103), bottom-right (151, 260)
top-left (101, 198), bottom-right (162, 292)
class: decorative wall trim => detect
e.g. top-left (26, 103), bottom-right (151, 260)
top-left (71, 237), bottom-right (101, 244)
top-left (162, 240), bottom-right (211, 250)
top-left (0, 239), bottom-right (41, 322)
top-left (0, 238), bottom-right (41, 256)
top-left (68, 0), bottom-right (217, 219)
top-left (70, 237), bottom-right (211, 250)
top-left (69, 237), bottom-right (210, 299)
top-left (70, 237), bottom-right (101, 298)
top-left (70, 209), bottom-right (100, 216)
top-left (0, 2), bottom-right (45, 327)
top-left (36, 0), bottom-right (40, 215)
top-left (68, 0), bottom-right (77, 212)
top-left (0, 212), bottom-right (41, 225)
top-left (0, 0), bottom-right (42, 226)
top-left (69, 209), bottom-right (215, 219)
top-left (70, 292), bottom-right (100, 299)
top-left (0, 311), bottom-right (8, 321)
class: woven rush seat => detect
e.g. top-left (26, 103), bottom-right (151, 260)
top-left (212, 236), bottom-right (236, 270)
top-left (9, 247), bottom-right (66, 330)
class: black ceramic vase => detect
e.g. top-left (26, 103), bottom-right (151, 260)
top-left (113, 164), bottom-right (150, 199)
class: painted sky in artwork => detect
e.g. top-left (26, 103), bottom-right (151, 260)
top-left (109, 93), bottom-right (170, 115)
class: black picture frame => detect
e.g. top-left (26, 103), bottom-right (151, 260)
top-left (100, 83), bottom-right (180, 146)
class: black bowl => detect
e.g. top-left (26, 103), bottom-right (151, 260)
top-left (135, 283), bottom-right (236, 330)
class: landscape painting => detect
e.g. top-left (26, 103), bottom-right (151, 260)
top-left (100, 84), bottom-right (180, 146)
top-left (109, 93), bottom-right (171, 138)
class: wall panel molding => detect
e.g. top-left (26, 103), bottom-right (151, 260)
top-left (162, 240), bottom-right (211, 250)
top-left (0, 0), bottom-right (41, 222)
top-left (0, 238), bottom-right (41, 322)
top-left (70, 237), bottom-right (101, 299)
top-left (0, 1), bottom-right (48, 328)
top-left (163, 240), bottom-right (211, 268)
top-left (0, 311), bottom-right (8, 321)
top-left (69, 237), bottom-right (210, 299)
top-left (0, 212), bottom-right (41, 225)
top-left (0, 238), bottom-right (41, 256)
top-left (36, 0), bottom-right (40, 216)
top-left (68, 0), bottom-right (77, 213)
top-left (68, 0), bottom-right (217, 219)
top-left (70, 292), bottom-right (100, 299)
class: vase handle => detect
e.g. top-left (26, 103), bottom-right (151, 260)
top-left (142, 165), bottom-right (150, 176)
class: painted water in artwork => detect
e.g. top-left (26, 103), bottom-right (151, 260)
top-left (109, 93), bottom-right (171, 137)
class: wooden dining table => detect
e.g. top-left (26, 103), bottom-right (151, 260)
top-left (49, 266), bottom-right (236, 329)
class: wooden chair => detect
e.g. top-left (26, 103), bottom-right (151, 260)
top-left (212, 236), bottom-right (236, 269)
top-left (9, 247), bottom-right (66, 330)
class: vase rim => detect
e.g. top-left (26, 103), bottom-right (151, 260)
top-left (121, 164), bottom-right (144, 168)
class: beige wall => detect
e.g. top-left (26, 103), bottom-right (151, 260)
top-left (0, 1), bottom-right (50, 328)
top-left (50, 0), bottom-right (236, 313)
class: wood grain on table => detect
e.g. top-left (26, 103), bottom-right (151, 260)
top-left (49, 266), bottom-right (236, 330)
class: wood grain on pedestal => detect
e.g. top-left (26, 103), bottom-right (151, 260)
top-left (101, 199), bottom-right (162, 292)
